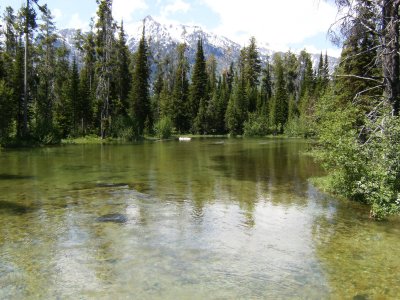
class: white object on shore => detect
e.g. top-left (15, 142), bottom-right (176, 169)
top-left (179, 137), bottom-right (191, 141)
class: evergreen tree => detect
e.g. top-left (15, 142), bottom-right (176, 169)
top-left (225, 71), bottom-right (247, 135)
top-left (171, 43), bottom-right (190, 132)
top-left (114, 21), bottom-right (131, 116)
top-left (130, 27), bottom-right (151, 136)
top-left (259, 59), bottom-right (272, 112)
top-left (152, 60), bottom-right (164, 122)
top-left (243, 37), bottom-right (261, 87)
top-left (0, 28), bottom-right (14, 142)
top-left (17, 2), bottom-right (38, 137)
top-left (70, 57), bottom-right (81, 135)
top-left (35, 5), bottom-right (57, 139)
top-left (95, 0), bottom-right (115, 139)
top-left (53, 43), bottom-right (71, 137)
top-left (190, 39), bottom-right (208, 132)
top-left (272, 53), bottom-right (288, 132)
top-left (297, 50), bottom-right (315, 118)
top-left (323, 51), bottom-right (329, 87)
top-left (79, 23), bottom-right (96, 133)
top-left (243, 37), bottom-right (261, 112)
top-left (283, 50), bottom-right (298, 98)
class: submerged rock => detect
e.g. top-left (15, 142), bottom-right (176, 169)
top-left (0, 200), bottom-right (31, 215)
top-left (95, 183), bottom-right (129, 188)
top-left (96, 213), bottom-right (128, 223)
top-left (0, 174), bottom-right (35, 180)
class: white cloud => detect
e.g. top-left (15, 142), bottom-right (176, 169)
top-left (67, 13), bottom-right (89, 31)
top-left (201, 0), bottom-right (338, 50)
top-left (112, 0), bottom-right (148, 23)
top-left (162, 0), bottom-right (191, 16)
top-left (52, 8), bottom-right (62, 22)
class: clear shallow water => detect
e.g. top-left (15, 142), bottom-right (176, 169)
top-left (0, 138), bottom-right (399, 299)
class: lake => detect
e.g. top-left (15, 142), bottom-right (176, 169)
top-left (0, 138), bottom-right (399, 299)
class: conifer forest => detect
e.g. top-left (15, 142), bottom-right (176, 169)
top-left (2, 1), bottom-right (400, 299)
top-left (0, 0), bottom-right (399, 218)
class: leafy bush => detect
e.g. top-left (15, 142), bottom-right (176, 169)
top-left (243, 113), bottom-right (269, 137)
top-left (154, 116), bottom-right (173, 139)
top-left (284, 116), bottom-right (314, 137)
top-left (314, 92), bottom-right (400, 219)
top-left (109, 116), bottom-right (139, 141)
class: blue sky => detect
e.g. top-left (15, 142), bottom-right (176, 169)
top-left (1, 0), bottom-right (341, 57)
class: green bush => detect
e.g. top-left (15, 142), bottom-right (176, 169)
top-left (109, 116), bottom-right (139, 141)
top-left (243, 113), bottom-right (269, 137)
top-left (314, 92), bottom-right (400, 219)
top-left (284, 116), bottom-right (314, 137)
top-left (154, 116), bottom-right (173, 139)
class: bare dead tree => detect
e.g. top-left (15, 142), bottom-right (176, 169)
top-left (382, 0), bottom-right (400, 116)
top-left (330, 0), bottom-right (400, 115)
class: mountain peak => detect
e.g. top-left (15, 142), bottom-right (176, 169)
top-left (143, 15), bottom-right (155, 23)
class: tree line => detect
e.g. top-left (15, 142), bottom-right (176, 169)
top-left (1, 0), bottom-right (399, 218)
top-left (0, 0), bottom-right (329, 144)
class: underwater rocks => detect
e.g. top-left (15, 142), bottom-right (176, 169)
top-left (96, 213), bottom-right (128, 223)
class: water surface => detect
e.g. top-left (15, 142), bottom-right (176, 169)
top-left (0, 138), bottom-right (399, 299)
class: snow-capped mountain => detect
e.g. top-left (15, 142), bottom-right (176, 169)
top-left (57, 15), bottom-right (338, 74)
top-left (126, 15), bottom-right (242, 72)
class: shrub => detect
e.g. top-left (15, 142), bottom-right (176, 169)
top-left (314, 92), bottom-right (400, 219)
top-left (109, 116), bottom-right (139, 141)
top-left (154, 116), bottom-right (173, 139)
top-left (243, 113), bottom-right (269, 137)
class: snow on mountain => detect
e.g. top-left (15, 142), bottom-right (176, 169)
top-left (56, 15), bottom-right (338, 74)
top-left (125, 16), bottom-right (242, 72)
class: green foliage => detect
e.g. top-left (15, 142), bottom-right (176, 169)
top-left (0, 80), bottom-right (14, 144)
top-left (154, 116), bottom-right (173, 139)
top-left (190, 39), bottom-right (208, 129)
top-left (114, 21), bottom-right (131, 117)
top-left (315, 92), bottom-right (400, 219)
top-left (243, 112), bottom-right (269, 137)
top-left (130, 29), bottom-right (151, 136)
top-left (225, 74), bottom-right (247, 135)
top-left (171, 43), bottom-right (190, 133)
top-left (272, 54), bottom-right (288, 132)
top-left (284, 116), bottom-right (313, 137)
top-left (109, 115), bottom-right (139, 141)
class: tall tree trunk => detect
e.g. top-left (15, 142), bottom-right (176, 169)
top-left (382, 0), bottom-right (400, 116)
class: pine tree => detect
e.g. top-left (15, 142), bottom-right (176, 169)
top-left (257, 61), bottom-right (272, 116)
top-left (95, 0), bottom-right (115, 139)
top-left (152, 60), bottom-right (164, 122)
top-left (114, 21), bottom-right (131, 116)
top-left (190, 39), bottom-right (208, 132)
top-left (335, 0), bottom-right (381, 114)
top-left (70, 57), bottom-right (80, 135)
top-left (35, 5), bottom-right (57, 139)
top-left (273, 53), bottom-right (288, 132)
top-left (244, 37), bottom-right (261, 87)
top-left (79, 23), bottom-right (96, 133)
top-left (171, 43), bottom-right (190, 133)
top-left (13, 40), bottom-right (25, 139)
top-left (53, 43), bottom-right (71, 137)
top-left (323, 51), bottom-right (329, 87)
top-left (225, 71), bottom-right (247, 135)
top-left (243, 37), bottom-right (261, 113)
top-left (18, 2), bottom-right (38, 137)
top-left (130, 26), bottom-right (151, 136)
top-left (0, 34), bottom-right (14, 142)
top-left (297, 50), bottom-right (315, 118)
top-left (284, 50), bottom-right (298, 99)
